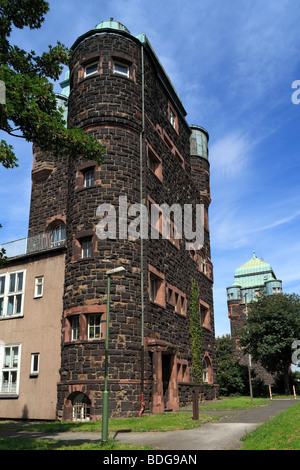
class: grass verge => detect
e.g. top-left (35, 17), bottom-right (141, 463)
top-left (241, 401), bottom-right (300, 450)
top-left (0, 396), bottom-right (271, 450)
top-left (0, 437), bottom-right (151, 451)
top-left (198, 396), bottom-right (268, 410)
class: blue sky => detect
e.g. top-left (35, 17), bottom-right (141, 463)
top-left (1, 0), bottom-right (300, 339)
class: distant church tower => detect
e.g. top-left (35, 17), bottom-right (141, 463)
top-left (226, 252), bottom-right (283, 385)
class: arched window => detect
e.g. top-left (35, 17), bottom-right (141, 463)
top-left (50, 224), bottom-right (66, 247)
top-left (202, 356), bottom-right (212, 384)
top-left (72, 393), bottom-right (91, 421)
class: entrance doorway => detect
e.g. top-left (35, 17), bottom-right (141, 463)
top-left (147, 339), bottom-right (179, 414)
top-left (162, 354), bottom-right (171, 410)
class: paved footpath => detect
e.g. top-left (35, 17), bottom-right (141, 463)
top-left (0, 399), bottom-right (298, 450)
top-left (115, 399), bottom-right (299, 450)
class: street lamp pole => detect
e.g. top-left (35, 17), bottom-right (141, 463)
top-left (102, 266), bottom-right (126, 442)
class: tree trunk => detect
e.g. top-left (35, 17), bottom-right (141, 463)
top-left (284, 364), bottom-right (290, 395)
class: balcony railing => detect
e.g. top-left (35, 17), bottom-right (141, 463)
top-left (0, 233), bottom-right (66, 259)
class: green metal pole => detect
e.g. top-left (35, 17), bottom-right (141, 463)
top-left (102, 274), bottom-right (111, 442)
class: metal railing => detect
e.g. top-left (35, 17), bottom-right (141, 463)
top-left (0, 233), bottom-right (66, 259)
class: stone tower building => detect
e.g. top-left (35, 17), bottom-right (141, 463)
top-left (227, 252), bottom-right (283, 385)
top-left (1, 20), bottom-right (218, 421)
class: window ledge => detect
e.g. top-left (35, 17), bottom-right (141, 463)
top-left (75, 185), bottom-right (97, 194)
top-left (149, 300), bottom-right (166, 309)
top-left (0, 394), bottom-right (19, 399)
top-left (64, 339), bottom-right (105, 346)
top-left (0, 314), bottom-right (23, 321)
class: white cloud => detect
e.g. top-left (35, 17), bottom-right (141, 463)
top-left (210, 132), bottom-right (250, 180)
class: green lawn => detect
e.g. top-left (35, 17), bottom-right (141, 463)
top-left (240, 401), bottom-right (300, 450)
top-left (198, 396), bottom-right (268, 410)
top-left (0, 396), bottom-right (281, 450)
top-left (0, 437), bottom-right (151, 450)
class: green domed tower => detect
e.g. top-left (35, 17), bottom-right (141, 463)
top-left (226, 252), bottom-right (283, 386)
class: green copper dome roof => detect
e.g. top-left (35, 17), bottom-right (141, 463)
top-left (228, 252), bottom-right (278, 289)
top-left (94, 18), bottom-right (130, 33)
top-left (235, 252), bottom-right (272, 276)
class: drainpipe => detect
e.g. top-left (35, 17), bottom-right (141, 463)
top-left (139, 43), bottom-right (145, 415)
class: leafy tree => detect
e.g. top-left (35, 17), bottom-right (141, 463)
top-left (216, 335), bottom-right (248, 396)
top-left (0, 0), bottom-right (105, 170)
top-left (240, 293), bottom-right (300, 394)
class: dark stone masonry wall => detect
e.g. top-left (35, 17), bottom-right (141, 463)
top-left (29, 27), bottom-right (218, 419)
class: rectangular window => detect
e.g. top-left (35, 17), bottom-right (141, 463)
top-left (84, 169), bottom-right (94, 187)
top-left (200, 301), bottom-right (211, 330)
top-left (0, 270), bottom-right (25, 318)
top-left (71, 316), bottom-right (80, 341)
top-left (150, 276), bottom-right (157, 303)
top-left (147, 146), bottom-right (162, 181)
top-left (168, 102), bottom-right (178, 133)
top-left (113, 62), bottom-right (129, 77)
top-left (148, 266), bottom-right (165, 307)
top-left (81, 239), bottom-right (92, 259)
top-left (34, 276), bottom-right (44, 298)
top-left (169, 109), bottom-right (176, 128)
top-left (1, 344), bottom-right (20, 394)
top-left (85, 62), bottom-right (98, 77)
top-left (30, 353), bottom-right (40, 375)
top-left (88, 315), bottom-right (101, 340)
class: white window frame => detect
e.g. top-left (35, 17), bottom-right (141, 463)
top-left (30, 353), bottom-right (40, 376)
top-left (84, 169), bottom-right (94, 187)
top-left (84, 62), bottom-right (98, 78)
top-left (113, 62), bottom-right (129, 78)
top-left (88, 314), bottom-right (101, 340)
top-left (51, 225), bottom-right (66, 247)
top-left (169, 109), bottom-right (176, 128)
top-left (0, 343), bottom-right (21, 395)
top-left (34, 276), bottom-right (44, 298)
top-left (0, 270), bottom-right (26, 318)
top-left (81, 239), bottom-right (92, 259)
top-left (71, 316), bottom-right (80, 341)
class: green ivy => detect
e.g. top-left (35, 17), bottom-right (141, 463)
top-left (189, 279), bottom-right (203, 383)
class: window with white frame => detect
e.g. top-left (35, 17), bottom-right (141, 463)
top-left (88, 314), bottom-right (101, 340)
top-left (84, 62), bottom-right (98, 77)
top-left (0, 270), bottom-right (25, 318)
top-left (30, 353), bottom-right (40, 376)
top-left (51, 224), bottom-right (66, 247)
top-left (169, 109), bottom-right (176, 128)
top-left (71, 316), bottom-right (80, 341)
top-left (34, 276), bottom-right (44, 298)
top-left (84, 169), bottom-right (94, 187)
top-left (1, 344), bottom-right (21, 394)
top-left (113, 61), bottom-right (129, 78)
top-left (81, 238), bottom-right (92, 259)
